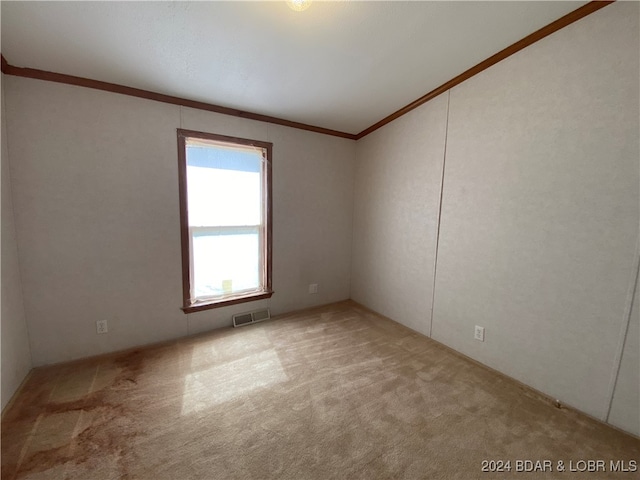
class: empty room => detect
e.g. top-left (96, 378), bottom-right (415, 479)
top-left (1, 1), bottom-right (638, 478)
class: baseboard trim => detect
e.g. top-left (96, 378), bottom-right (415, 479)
top-left (1, 369), bottom-right (34, 420)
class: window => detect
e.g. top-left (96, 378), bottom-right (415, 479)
top-left (177, 129), bottom-right (273, 313)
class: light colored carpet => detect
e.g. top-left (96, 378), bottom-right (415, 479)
top-left (2, 301), bottom-right (638, 479)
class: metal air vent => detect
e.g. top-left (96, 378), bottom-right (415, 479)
top-left (232, 308), bottom-right (271, 328)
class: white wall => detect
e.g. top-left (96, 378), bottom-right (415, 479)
top-left (351, 93), bottom-right (448, 336)
top-left (352, 1), bottom-right (639, 435)
top-left (1, 74), bottom-right (33, 410)
top-left (3, 76), bottom-right (355, 366)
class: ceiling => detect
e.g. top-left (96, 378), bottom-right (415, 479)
top-left (1, 1), bottom-right (588, 135)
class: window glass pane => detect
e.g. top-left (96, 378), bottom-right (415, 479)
top-left (192, 231), bottom-right (260, 299)
top-left (186, 145), bottom-right (262, 227)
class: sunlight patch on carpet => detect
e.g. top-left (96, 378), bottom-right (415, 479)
top-left (181, 348), bottom-right (288, 415)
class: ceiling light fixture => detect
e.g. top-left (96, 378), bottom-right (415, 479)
top-left (287, 0), bottom-right (312, 12)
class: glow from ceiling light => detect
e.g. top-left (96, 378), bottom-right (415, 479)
top-left (287, 0), bottom-right (312, 12)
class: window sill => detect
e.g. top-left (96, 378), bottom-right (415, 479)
top-left (181, 290), bottom-right (274, 314)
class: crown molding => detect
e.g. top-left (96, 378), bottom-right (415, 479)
top-left (1, 1), bottom-right (614, 141)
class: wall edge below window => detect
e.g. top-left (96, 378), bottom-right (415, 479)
top-left (181, 291), bottom-right (274, 314)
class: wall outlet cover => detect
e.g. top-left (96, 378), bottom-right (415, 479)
top-left (474, 325), bottom-right (485, 342)
top-left (96, 319), bottom-right (108, 334)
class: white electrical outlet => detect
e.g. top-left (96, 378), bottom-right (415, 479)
top-left (96, 319), bottom-right (108, 334)
top-left (474, 325), bottom-right (485, 342)
top-left (308, 283), bottom-right (318, 294)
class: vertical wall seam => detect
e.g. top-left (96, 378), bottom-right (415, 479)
top-left (604, 236), bottom-right (640, 422)
top-left (1, 76), bottom-right (35, 368)
top-left (429, 90), bottom-right (451, 338)
top-left (349, 130), bottom-right (361, 302)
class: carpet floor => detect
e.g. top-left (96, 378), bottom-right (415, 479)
top-left (2, 301), bottom-right (638, 479)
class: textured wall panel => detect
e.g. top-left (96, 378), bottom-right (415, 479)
top-left (352, 93), bottom-right (448, 335)
top-left (4, 77), bottom-right (355, 365)
top-left (433, 2), bottom-right (639, 421)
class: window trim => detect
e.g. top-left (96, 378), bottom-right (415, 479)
top-left (177, 128), bottom-right (273, 314)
